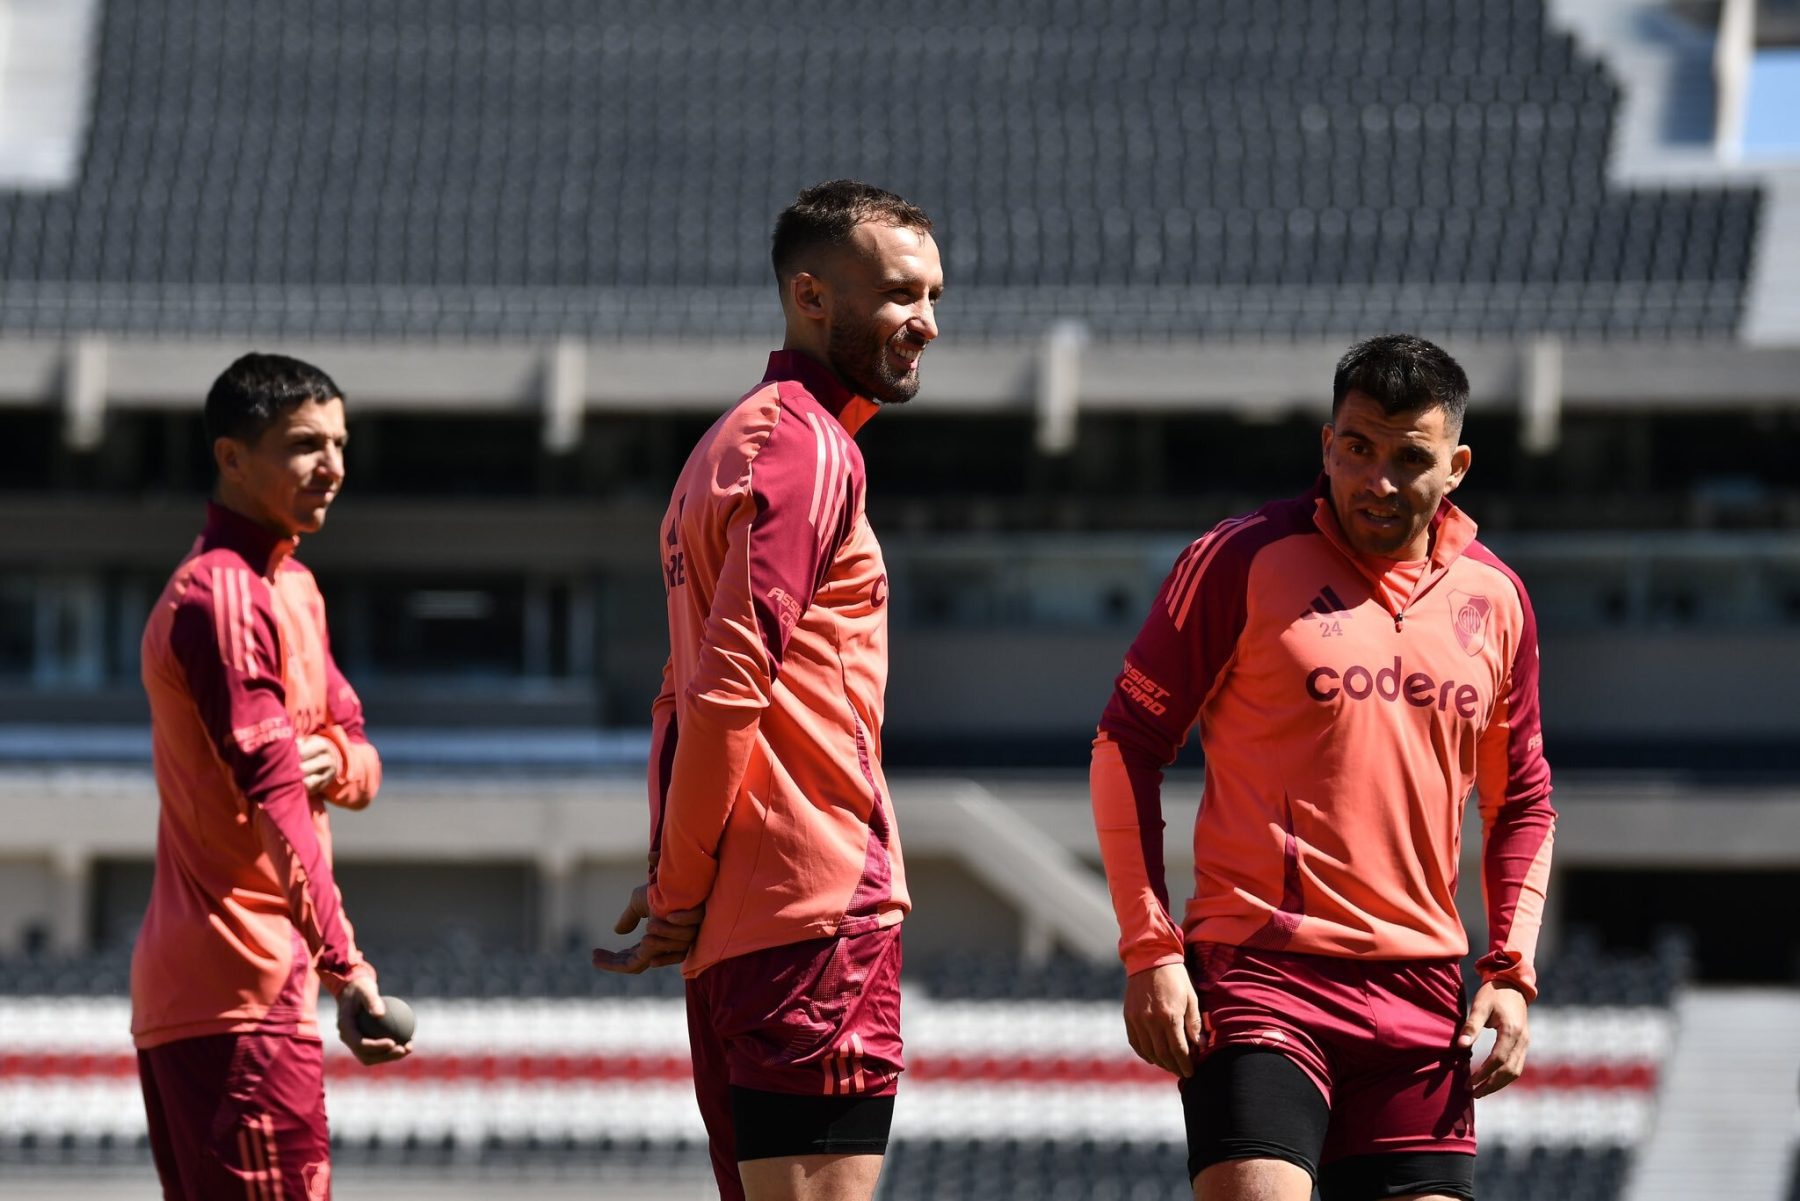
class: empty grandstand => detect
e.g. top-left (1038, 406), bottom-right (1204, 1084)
top-left (0, 936), bottom-right (1689, 1201)
top-left (0, 0), bottom-right (1766, 340)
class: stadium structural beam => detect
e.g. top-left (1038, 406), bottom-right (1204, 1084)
top-left (62, 335), bottom-right (106, 450)
top-left (1521, 337), bottom-right (1563, 455)
top-left (1035, 319), bottom-right (1085, 455)
top-left (1714, 0), bottom-right (1756, 163)
top-left (543, 338), bottom-right (586, 453)
top-left (49, 844), bottom-right (89, 954)
top-left (537, 849), bottom-right (577, 955)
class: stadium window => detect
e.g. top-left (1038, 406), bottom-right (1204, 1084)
top-left (0, 578), bottom-right (33, 680)
top-left (0, 575), bottom-right (106, 687)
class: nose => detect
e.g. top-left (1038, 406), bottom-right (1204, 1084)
top-left (911, 298), bottom-right (938, 343)
top-left (320, 443), bottom-right (345, 482)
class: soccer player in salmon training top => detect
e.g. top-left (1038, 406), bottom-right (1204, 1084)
top-left (596, 180), bottom-right (942, 1201)
top-left (1090, 334), bottom-right (1556, 1201)
top-left (134, 353), bottom-right (409, 1200)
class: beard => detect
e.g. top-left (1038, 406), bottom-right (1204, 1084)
top-left (827, 312), bottom-right (922, 406)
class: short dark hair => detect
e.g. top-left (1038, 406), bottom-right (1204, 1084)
top-left (1331, 334), bottom-right (1469, 434)
top-left (771, 179), bottom-right (934, 283)
top-left (204, 353), bottom-right (343, 446)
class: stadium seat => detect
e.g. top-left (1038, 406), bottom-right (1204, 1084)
top-left (0, 0), bottom-right (1759, 342)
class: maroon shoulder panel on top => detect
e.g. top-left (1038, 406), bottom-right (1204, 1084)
top-left (168, 561), bottom-right (304, 812)
top-left (746, 385), bottom-right (862, 676)
top-left (166, 555), bottom-right (360, 984)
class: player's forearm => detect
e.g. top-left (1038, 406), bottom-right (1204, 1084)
top-left (646, 701), bottom-right (759, 914)
top-left (645, 688), bottom-right (679, 865)
top-left (1091, 735), bottom-right (1188, 974)
top-left (318, 723), bottom-right (381, 809)
top-left (1477, 792), bottom-right (1556, 999)
top-left (252, 782), bottom-right (365, 987)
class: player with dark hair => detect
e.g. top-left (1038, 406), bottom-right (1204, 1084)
top-left (1090, 334), bottom-right (1555, 1201)
top-left (134, 352), bottom-right (409, 1200)
top-left (596, 180), bottom-right (942, 1201)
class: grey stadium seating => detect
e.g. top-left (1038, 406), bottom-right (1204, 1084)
top-left (0, 0), bottom-right (1761, 341)
top-left (0, 937), bottom-right (1684, 1201)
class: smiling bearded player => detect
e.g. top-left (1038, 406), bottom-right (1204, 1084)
top-left (596, 180), bottom-right (942, 1201)
top-left (1090, 334), bottom-right (1556, 1201)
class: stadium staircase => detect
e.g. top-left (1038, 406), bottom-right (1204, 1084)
top-left (1626, 988), bottom-right (1800, 1201)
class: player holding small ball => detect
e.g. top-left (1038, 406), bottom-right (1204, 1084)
top-left (133, 354), bottom-right (411, 1200)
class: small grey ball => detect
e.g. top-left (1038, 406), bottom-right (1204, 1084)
top-left (354, 995), bottom-right (415, 1043)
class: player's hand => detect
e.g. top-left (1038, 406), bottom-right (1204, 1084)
top-left (336, 976), bottom-right (412, 1067)
top-left (591, 884), bottom-right (704, 974)
top-left (1459, 980), bottom-right (1530, 1097)
top-left (297, 735), bottom-right (341, 800)
top-left (1123, 962), bottom-right (1204, 1078)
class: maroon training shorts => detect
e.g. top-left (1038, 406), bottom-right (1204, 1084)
top-left (686, 923), bottom-right (904, 1193)
top-left (1188, 941), bottom-right (1477, 1161)
top-left (137, 1031), bottom-right (333, 1201)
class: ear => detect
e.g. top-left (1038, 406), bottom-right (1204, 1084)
top-left (1319, 421), bottom-right (1334, 469)
top-left (1446, 443), bottom-right (1472, 492)
top-left (212, 436), bottom-right (244, 482)
top-left (787, 270), bottom-right (829, 322)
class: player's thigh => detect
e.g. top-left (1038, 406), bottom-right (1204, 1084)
top-left (1193, 1155), bottom-right (1316, 1201)
top-left (738, 1152), bottom-right (884, 1201)
top-left (138, 1048), bottom-right (196, 1199)
top-left (1182, 1046), bottom-right (1329, 1192)
top-left (138, 1033), bottom-right (330, 1200)
top-left (731, 1086), bottom-right (895, 1165)
top-left (202, 1035), bottom-right (331, 1199)
top-left (1316, 1016), bottom-right (1474, 1197)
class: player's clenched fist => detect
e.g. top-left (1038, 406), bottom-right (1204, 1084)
top-left (1123, 962), bottom-right (1204, 1078)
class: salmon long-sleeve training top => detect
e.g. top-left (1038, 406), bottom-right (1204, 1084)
top-left (647, 351), bottom-right (908, 978)
top-left (1091, 480), bottom-right (1556, 998)
top-left (132, 502), bottom-right (380, 1049)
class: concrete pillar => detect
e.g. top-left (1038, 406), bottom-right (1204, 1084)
top-left (50, 845), bottom-right (91, 952)
top-left (538, 853), bottom-right (576, 954)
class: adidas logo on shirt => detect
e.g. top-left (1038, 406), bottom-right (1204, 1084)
top-left (1299, 585), bottom-right (1353, 621)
